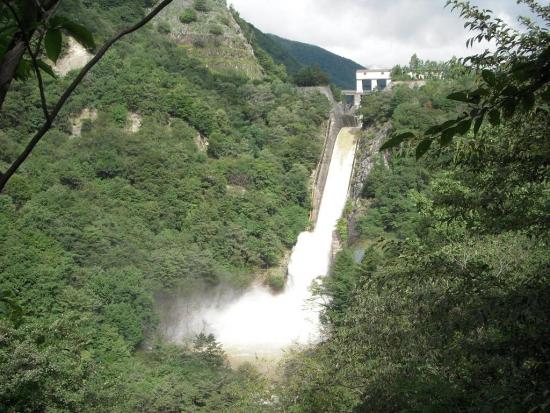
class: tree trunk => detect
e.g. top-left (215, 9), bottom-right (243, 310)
top-left (0, 36), bottom-right (26, 111)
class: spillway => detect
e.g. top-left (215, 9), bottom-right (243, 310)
top-left (160, 126), bottom-right (359, 365)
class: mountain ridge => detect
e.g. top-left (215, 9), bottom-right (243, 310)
top-left (266, 33), bottom-right (364, 89)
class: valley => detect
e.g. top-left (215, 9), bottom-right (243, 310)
top-left (0, 0), bottom-right (548, 412)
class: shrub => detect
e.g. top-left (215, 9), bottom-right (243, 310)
top-left (157, 20), bottom-right (171, 33)
top-left (111, 104), bottom-right (128, 125)
top-left (193, 0), bottom-right (209, 12)
top-left (209, 24), bottom-right (223, 36)
top-left (266, 273), bottom-right (285, 292)
top-left (330, 83), bottom-right (343, 102)
top-left (219, 15), bottom-right (230, 26)
top-left (179, 8), bottom-right (197, 24)
top-left (193, 38), bottom-right (206, 48)
top-left (336, 217), bottom-right (349, 244)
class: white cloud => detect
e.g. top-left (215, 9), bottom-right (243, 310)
top-left (228, 0), bottom-right (537, 67)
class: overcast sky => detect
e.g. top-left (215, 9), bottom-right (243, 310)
top-left (228, 0), bottom-right (539, 68)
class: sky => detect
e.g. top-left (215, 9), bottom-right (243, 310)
top-left (227, 0), bottom-right (539, 68)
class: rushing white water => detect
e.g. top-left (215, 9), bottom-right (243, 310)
top-left (160, 127), bottom-right (358, 364)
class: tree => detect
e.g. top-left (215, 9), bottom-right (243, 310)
top-left (381, 0), bottom-right (550, 159)
top-left (409, 53), bottom-right (421, 75)
top-left (293, 66), bottom-right (330, 87)
top-left (0, 0), bottom-right (175, 193)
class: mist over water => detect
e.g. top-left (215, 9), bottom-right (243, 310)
top-left (159, 127), bottom-right (358, 363)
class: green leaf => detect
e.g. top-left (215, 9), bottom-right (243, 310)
top-left (535, 105), bottom-right (549, 115)
top-left (440, 128), bottom-right (456, 146)
top-left (15, 59), bottom-right (32, 80)
top-left (37, 60), bottom-right (57, 78)
top-left (488, 109), bottom-right (500, 126)
top-left (481, 69), bottom-right (496, 86)
top-left (521, 92), bottom-right (535, 112)
top-left (502, 85), bottom-right (518, 97)
top-left (52, 16), bottom-right (96, 50)
top-left (502, 98), bottom-right (516, 118)
top-left (416, 138), bottom-right (432, 160)
top-left (0, 291), bottom-right (23, 327)
top-left (511, 61), bottom-right (536, 82)
top-left (447, 91), bottom-right (470, 103)
top-left (425, 118), bottom-right (459, 135)
top-left (473, 114), bottom-right (484, 135)
top-left (44, 28), bottom-right (62, 62)
top-left (455, 119), bottom-right (472, 135)
top-left (380, 132), bottom-right (414, 150)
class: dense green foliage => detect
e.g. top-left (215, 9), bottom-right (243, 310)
top-left (277, 65), bottom-right (550, 413)
top-left (0, 1), bottom-right (329, 411)
top-left (360, 77), bottom-right (473, 129)
top-left (2, 1), bottom-right (548, 412)
top-left (293, 66), bottom-right (330, 87)
top-left (267, 34), bottom-right (363, 89)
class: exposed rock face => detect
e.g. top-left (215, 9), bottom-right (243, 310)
top-left (299, 86), bottom-right (337, 104)
top-left (126, 112), bottom-right (142, 133)
top-left (337, 123), bottom-right (391, 247)
top-left (71, 108), bottom-right (97, 137)
top-left (193, 133), bottom-right (209, 152)
top-left (55, 37), bottom-right (93, 76)
top-left (350, 123), bottom-right (391, 199)
top-left (156, 0), bottom-right (263, 78)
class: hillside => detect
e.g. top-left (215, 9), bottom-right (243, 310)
top-left (244, 22), bottom-right (303, 76)
top-left (226, 9), bottom-right (363, 89)
top-left (2, 0), bottom-right (547, 412)
top-left (268, 34), bottom-right (364, 89)
top-left (155, 0), bottom-right (264, 78)
top-left (0, 0), bottom-right (330, 411)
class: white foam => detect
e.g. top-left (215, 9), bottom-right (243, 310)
top-left (196, 127), bottom-right (359, 361)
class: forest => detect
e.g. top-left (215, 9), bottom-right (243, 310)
top-left (1, 0), bottom-right (549, 412)
top-left (0, 0), bottom-right (328, 410)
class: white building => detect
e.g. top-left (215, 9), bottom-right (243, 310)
top-left (342, 68), bottom-right (393, 107)
top-left (356, 69), bottom-right (392, 93)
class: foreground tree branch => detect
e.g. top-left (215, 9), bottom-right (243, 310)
top-left (1, 0), bottom-right (51, 121)
top-left (0, 0), bottom-right (61, 110)
top-left (0, 0), bottom-right (174, 193)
